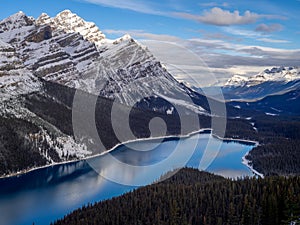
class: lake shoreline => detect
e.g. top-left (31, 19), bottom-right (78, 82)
top-left (211, 134), bottom-right (262, 178)
top-left (0, 129), bottom-right (260, 180)
top-left (242, 153), bottom-right (264, 178)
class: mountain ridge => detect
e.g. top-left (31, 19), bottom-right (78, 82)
top-left (36, 10), bottom-right (106, 45)
top-left (225, 66), bottom-right (300, 87)
top-left (220, 66), bottom-right (300, 101)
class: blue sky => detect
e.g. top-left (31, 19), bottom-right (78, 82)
top-left (1, 0), bottom-right (300, 84)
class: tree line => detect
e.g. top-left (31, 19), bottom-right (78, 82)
top-left (53, 168), bottom-right (300, 225)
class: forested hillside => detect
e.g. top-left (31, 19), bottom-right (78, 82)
top-left (53, 168), bottom-right (300, 225)
top-left (224, 115), bottom-right (300, 176)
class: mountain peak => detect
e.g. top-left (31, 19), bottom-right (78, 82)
top-left (37, 9), bottom-right (106, 44)
top-left (58, 9), bottom-right (73, 15)
top-left (55, 9), bottom-right (79, 20)
top-left (10, 11), bottom-right (26, 18)
top-left (16, 11), bottom-right (25, 16)
top-left (112, 34), bottom-right (133, 44)
top-left (225, 75), bottom-right (248, 86)
top-left (123, 34), bottom-right (132, 40)
top-left (0, 11), bottom-right (34, 31)
top-left (40, 12), bottom-right (49, 17)
top-left (4, 11), bottom-right (27, 23)
top-left (36, 13), bottom-right (51, 25)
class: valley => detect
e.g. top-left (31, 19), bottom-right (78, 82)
top-left (0, 6), bottom-right (299, 225)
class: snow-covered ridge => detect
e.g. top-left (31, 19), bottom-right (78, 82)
top-left (225, 67), bottom-right (300, 87)
top-left (36, 9), bottom-right (106, 45)
top-left (0, 11), bottom-right (36, 44)
top-left (0, 11), bottom-right (34, 32)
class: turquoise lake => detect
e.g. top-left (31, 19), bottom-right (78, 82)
top-left (0, 133), bottom-right (256, 225)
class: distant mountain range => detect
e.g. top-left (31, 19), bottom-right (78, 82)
top-left (218, 66), bottom-right (300, 116)
top-left (222, 66), bottom-right (300, 101)
top-left (225, 67), bottom-right (299, 87)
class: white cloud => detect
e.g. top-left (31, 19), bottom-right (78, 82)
top-left (82, 1), bottom-right (287, 25)
top-left (223, 27), bottom-right (261, 38)
top-left (223, 27), bottom-right (289, 44)
top-left (175, 7), bottom-right (287, 26)
top-left (175, 7), bottom-right (260, 26)
top-left (257, 38), bottom-right (290, 43)
top-left (198, 30), bottom-right (241, 41)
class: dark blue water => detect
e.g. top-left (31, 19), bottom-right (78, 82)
top-left (0, 133), bottom-right (255, 225)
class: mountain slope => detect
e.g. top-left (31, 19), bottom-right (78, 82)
top-left (37, 11), bottom-right (210, 115)
top-left (0, 9), bottom-right (220, 117)
top-left (1, 10), bottom-right (213, 116)
top-left (0, 10), bottom-right (220, 176)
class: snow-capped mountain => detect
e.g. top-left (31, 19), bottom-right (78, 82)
top-left (225, 67), bottom-right (300, 87)
top-left (0, 10), bottom-right (215, 176)
top-left (36, 10), bottom-right (204, 111)
top-left (0, 11), bottom-right (101, 86)
top-left (36, 10), bottom-right (106, 44)
top-left (0, 10), bottom-right (209, 114)
top-left (223, 67), bottom-right (300, 101)
top-left (225, 75), bottom-right (249, 87)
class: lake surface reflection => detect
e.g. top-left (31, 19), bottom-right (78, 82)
top-left (0, 133), bottom-right (255, 225)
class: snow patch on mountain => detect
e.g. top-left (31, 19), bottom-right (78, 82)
top-left (157, 93), bottom-right (207, 115)
top-left (0, 40), bottom-right (40, 99)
